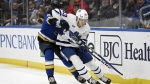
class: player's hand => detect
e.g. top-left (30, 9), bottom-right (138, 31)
top-left (79, 44), bottom-right (88, 53)
top-left (60, 20), bottom-right (69, 31)
top-left (55, 28), bottom-right (64, 35)
top-left (78, 40), bottom-right (88, 53)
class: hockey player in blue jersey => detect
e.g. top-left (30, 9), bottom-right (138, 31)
top-left (56, 9), bottom-right (111, 84)
top-left (37, 0), bottom-right (87, 84)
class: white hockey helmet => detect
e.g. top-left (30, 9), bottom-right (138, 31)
top-left (76, 9), bottom-right (88, 21)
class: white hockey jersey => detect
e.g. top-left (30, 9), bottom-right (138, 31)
top-left (56, 14), bottom-right (90, 47)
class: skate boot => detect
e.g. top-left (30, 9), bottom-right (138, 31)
top-left (100, 76), bottom-right (111, 84)
top-left (75, 75), bottom-right (87, 84)
top-left (87, 77), bottom-right (101, 84)
top-left (48, 76), bottom-right (57, 84)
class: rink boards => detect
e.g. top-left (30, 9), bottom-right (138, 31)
top-left (0, 27), bottom-right (150, 84)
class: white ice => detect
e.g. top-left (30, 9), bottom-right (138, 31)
top-left (0, 63), bottom-right (115, 84)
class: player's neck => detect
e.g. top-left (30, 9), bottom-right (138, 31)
top-left (77, 23), bottom-right (81, 28)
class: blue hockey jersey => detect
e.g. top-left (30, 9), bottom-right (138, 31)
top-left (38, 8), bottom-right (67, 43)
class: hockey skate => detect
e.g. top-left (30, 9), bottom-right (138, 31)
top-left (48, 76), bottom-right (57, 84)
top-left (87, 77), bottom-right (101, 84)
top-left (75, 75), bottom-right (87, 84)
top-left (100, 76), bottom-right (111, 84)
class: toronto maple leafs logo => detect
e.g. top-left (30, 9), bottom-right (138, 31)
top-left (69, 30), bottom-right (79, 42)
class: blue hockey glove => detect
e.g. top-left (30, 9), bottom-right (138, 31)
top-left (55, 28), bottom-right (64, 35)
top-left (60, 20), bottom-right (69, 31)
top-left (78, 40), bottom-right (88, 53)
top-left (79, 44), bottom-right (88, 53)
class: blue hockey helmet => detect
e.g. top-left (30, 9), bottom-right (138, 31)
top-left (51, 0), bottom-right (63, 9)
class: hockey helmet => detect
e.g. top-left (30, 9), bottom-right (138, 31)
top-left (51, 0), bottom-right (63, 9)
top-left (76, 9), bottom-right (88, 21)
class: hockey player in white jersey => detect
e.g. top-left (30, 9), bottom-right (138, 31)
top-left (56, 9), bottom-right (111, 84)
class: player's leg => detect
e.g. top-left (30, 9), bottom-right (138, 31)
top-left (39, 41), bottom-right (57, 84)
top-left (54, 45), bottom-right (87, 84)
top-left (61, 47), bottom-right (100, 84)
top-left (79, 52), bottom-right (111, 84)
top-left (86, 59), bottom-right (111, 84)
top-left (61, 58), bottom-right (87, 84)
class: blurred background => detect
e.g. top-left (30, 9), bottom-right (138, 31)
top-left (0, 0), bottom-right (150, 29)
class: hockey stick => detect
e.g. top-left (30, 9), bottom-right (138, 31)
top-left (87, 47), bottom-right (123, 76)
top-left (66, 30), bottom-right (123, 76)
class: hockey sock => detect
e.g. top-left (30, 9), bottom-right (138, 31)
top-left (69, 55), bottom-right (91, 80)
top-left (61, 58), bottom-right (79, 77)
top-left (69, 66), bottom-right (79, 77)
top-left (45, 49), bottom-right (54, 76)
top-left (85, 59), bottom-right (103, 78)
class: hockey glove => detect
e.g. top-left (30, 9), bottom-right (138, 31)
top-left (79, 44), bottom-right (88, 53)
top-left (78, 40), bottom-right (88, 53)
top-left (55, 28), bottom-right (64, 35)
top-left (60, 20), bottom-right (69, 31)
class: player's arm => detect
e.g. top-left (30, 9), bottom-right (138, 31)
top-left (78, 26), bottom-right (90, 53)
top-left (80, 32), bottom-right (89, 43)
top-left (80, 25), bottom-right (90, 43)
top-left (45, 10), bottom-right (60, 27)
top-left (46, 9), bottom-right (68, 27)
